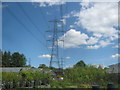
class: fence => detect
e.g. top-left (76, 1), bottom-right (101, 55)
top-left (2, 80), bottom-right (50, 89)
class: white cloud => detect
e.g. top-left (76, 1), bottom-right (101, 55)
top-left (58, 29), bottom-right (89, 48)
top-left (99, 40), bottom-right (112, 47)
top-left (58, 29), bottom-right (113, 49)
top-left (87, 37), bottom-right (98, 45)
top-left (76, 3), bottom-right (118, 36)
top-left (69, 25), bottom-right (74, 28)
top-left (32, 0), bottom-right (65, 7)
top-left (111, 54), bottom-right (120, 59)
top-left (38, 54), bottom-right (51, 59)
top-left (87, 45), bottom-right (100, 49)
top-left (113, 45), bottom-right (120, 48)
top-left (61, 19), bottom-right (66, 25)
top-left (66, 56), bottom-right (71, 59)
top-left (63, 14), bottom-right (70, 19)
top-left (93, 33), bottom-right (102, 38)
top-left (69, 2), bottom-right (118, 49)
top-left (87, 40), bottom-right (112, 49)
top-left (75, 2), bottom-right (118, 36)
top-left (92, 64), bottom-right (106, 69)
top-left (113, 43), bottom-right (120, 48)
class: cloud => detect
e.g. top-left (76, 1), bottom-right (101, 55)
top-left (87, 37), bottom-right (98, 45)
top-left (58, 29), bottom-right (89, 48)
top-left (69, 25), bottom-right (74, 28)
top-left (87, 40), bottom-right (112, 49)
top-left (32, 0), bottom-right (65, 7)
top-left (38, 54), bottom-right (51, 59)
top-left (93, 33), bottom-right (102, 38)
top-left (92, 64), bottom-right (106, 69)
top-left (61, 19), bottom-right (66, 25)
top-left (87, 45), bottom-right (100, 49)
top-left (63, 14), bottom-right (70, 19)
top-left (99, 40), bottom-right (112, 47)
top-left (111, 54), bottom-right (120, 59)
top-left (113, 43), bottom-right (120, 48)
top-left (58, 29), bottom-right (113, 49)
top-left (65, 2), bottom-right (118, 49)
top-left (75, 2), bottom-right (118, 37)
top-left (66, 56), bottom-right (71, 59)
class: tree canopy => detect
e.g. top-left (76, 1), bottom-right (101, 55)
top-left (74, 60), bottom-right (86, 68)
top-left (2, 51), bottom-right (26, 67)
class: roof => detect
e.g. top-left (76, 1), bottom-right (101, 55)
top-left (2, 67), bottom-right (23, 72)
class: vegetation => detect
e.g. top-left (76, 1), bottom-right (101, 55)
top-left (2, 70), bottom-right (52, 88)
top-left (2, 51), bottom-right (26, 67)
top-left (1, 51), bottom-right (119, 88)
top-left (49, 61), bottom-right (119, 88)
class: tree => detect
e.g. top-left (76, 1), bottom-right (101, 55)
top-left (74, 60), bottom-right (86, 68)
top-left (11, 52), bottom-right (26, 67)
top-left (38, 64), bottom-right (47, 69)
top-left (2, 51), bottom-right (27, 67)
top-left (0, 49), bottom-right (2, 67)
top-left (2, 51), bottom-right (11, 67)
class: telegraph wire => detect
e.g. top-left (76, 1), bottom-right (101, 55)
top-left (5, 6), bottom-right (50, 53)
top-left (16, 3), bottom-right (51, 53)
top-left (38, 8), bottom-right (50, 28)
top-left (17, 3), bottom-right (47, 40)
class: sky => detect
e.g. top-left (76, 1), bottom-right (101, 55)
top-left (2, 1), bottom-right (119, 68)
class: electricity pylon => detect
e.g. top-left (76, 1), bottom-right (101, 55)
top-left (47, 19), bottom-right (64, 69)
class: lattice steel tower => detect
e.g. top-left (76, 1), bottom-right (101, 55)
top-left (47, 19), bottom-right (64, 69)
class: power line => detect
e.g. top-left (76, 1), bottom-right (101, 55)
top-left (5, 6), bottom-right (50, 53)
top-left (38, 8), bottom-right (50, 28)
top-left (32, 3), bottom-right (50, 28)
top-left (59, 4), bottom-right (65, 69)
top-left (16, 3), bottom-right (50, 53)
top-left (17, 3), bottom-right (47, 40)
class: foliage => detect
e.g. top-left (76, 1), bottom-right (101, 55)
top-left (64, 65), bottom-right (109, 85)
top-left (2, 59), bottom-right (119, 88)
top-left (2, 51), bottom-right (26, 67)
top-left (2, 51), bottom-right (11, 67)
top-left (11, 52), bottom-right (26, 67)
top-left (2, 70), bottom-right (52, 83)
top-left (74, 60), bottom-right (86, 68)
top-left (38, 64), bottom-right (49, 69)
top-left (19, 70), bottom-right (52, 83)
top-left (2, 72), bottom-right (22, 82)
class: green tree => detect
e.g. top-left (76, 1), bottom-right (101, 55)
top-left (74, 60), bottom-right (86, 68)
top-left (11, 52), bottom-right (26, 67)
top-left (38, 64), bottom-right (50, 69)
top-left (2, 51), bottom-right (11, 67)
top-left (38, 64), bottom-right (46, 68)
top-left (0, 49), bottom-right (2, 67)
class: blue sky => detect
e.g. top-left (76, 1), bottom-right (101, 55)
top-left (2, 2), bottom-right (119, 68)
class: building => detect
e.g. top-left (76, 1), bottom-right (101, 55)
top-left (106, 63), bottom-right (120, 73)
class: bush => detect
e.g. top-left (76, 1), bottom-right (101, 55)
top-left (2, 72), bottom-right (22, 82)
